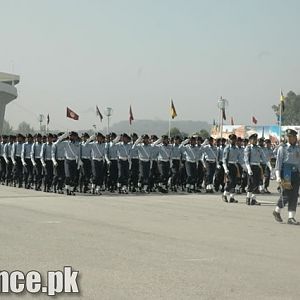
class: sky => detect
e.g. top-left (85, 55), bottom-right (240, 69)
top-left (1, 0), bottom-right (300, 131)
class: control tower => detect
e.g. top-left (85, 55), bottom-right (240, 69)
top-left (0, 72), bottom-right (20, 134)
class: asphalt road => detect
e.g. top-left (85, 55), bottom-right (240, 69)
top-left (0, 183), bottom-right (299, 300)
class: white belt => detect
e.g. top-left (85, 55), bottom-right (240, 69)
top-left (172, 158), bottom-right (180, 160)
top-left (186, 160), bottom-right (196, 163)
top-left (131, 157), bottom-right (139, 159)
top-left (57, 158), bottom-right (64, 161)
top-left (250, 163), bottom-right (260, 166)
top-left (228, 161), bottom-right (237, 164)
top-left (159, 159), bottom-right (169, 162)
top-left (93, 158), bottom-right (103, 161)
top-left (207, 159), bottom-right (216, 163)
top-left (81, 156), bottom-right (90, 159)
top-left (119, 157), bottom-right (128, 161)
top-left (110, 158), bottom-right (118, 160)
top-left (66, 157), bottom-right (76, 161)
top-left (140, 158), bottom-right (150, 162)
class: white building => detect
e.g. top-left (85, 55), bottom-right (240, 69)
top-left (0, 72), bottom-right (20, 134)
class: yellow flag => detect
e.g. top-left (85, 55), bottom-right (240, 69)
top-left (170, 99), bottom-right (177, 119)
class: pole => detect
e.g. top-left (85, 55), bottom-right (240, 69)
top-left (107, 116), bottom-right (110, 135)
top-left (220, 108), bottom-right (223, 139)
top-left (168, 116), bottom-right (171, 138)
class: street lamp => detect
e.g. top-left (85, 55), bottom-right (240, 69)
top-left (104, 107), bottom-right (113, 135)
top-left (217, 97), bottom-right (228, 138)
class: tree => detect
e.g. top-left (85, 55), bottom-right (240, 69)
top-left (166, 127), bottom-right (188, 138)
top-left (272, 91), bottom-right (300, 125)
top-left (192, 129), bottom-right (210, 138)
top-left (2, 120), bottom-right (14, 135)
top-left (17, 122), bottom-right (35, 135)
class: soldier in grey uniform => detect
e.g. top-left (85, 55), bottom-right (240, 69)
top-left (132, 134), bottom-right (153, 193)
top-left (222, 134), bottom-right (241, 203)
top-left (40, 133), bottom-right (54, 192)
top-left (31, 133), bottom-right (43, 191)
top-left (79, 133), bottom-right (92, 193)
top-left (129, 133), bottom-right (139, 192)
top-left (0, 135), bottom-right (8, 184)
top-left (214, 138), bottom-right (226, 192)
top-left (273, 129), bottom-right (300, 225)
top-left (202, 137), bottom-right (218, 193)
top-left (244, 133), bottom-right (271, 205)
top-left (11, 134), bottom-right (24, 187)
top-left (170, 135), bottom-right (182, 192)
top-left (154, 135), bottom-right (172, 193)
top-left (21, 134), bottom-right (34, 189)
top-left (149, 135), bottom-right (160, 191)
top-left (105, 133), bottom-right (119, 192)
top-left (52, 132), bottom-right (67, 194)
top-left (261, 139), bottom-right (274, 194)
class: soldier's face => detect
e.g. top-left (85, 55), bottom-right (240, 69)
top-left (288, 135), bottom-right (297, 145)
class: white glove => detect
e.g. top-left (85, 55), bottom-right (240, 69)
top-left (224, 168), bottom-right (229, 175)
top-left (32, 162), bottom-right (36, 167)
top-left (78, 160), bottom-right (83, 167)
top-left (12, 161), bottom-right (16, 166)
top-left (23, 163), bottom-right (27, 167)
top-left (42, 163), bottom-right (46, 168)
top-left (275, 170), bottom-right (281, 183)
top-left (202, 139), bottom-right (210, 146)
top-left (216, 164), bottom-right (221, 169)
top-left (246, 165), bottom-right (253, 176)
top-left (267, 162), bottom-right (273, 171)
top-left (53, 161), bottom-right (58, 167)
top-left (182, 138), bottom-right (190, 146)
top-left (106, 160), bottom-right (111, 165)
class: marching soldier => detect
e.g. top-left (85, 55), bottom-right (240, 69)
top-left (202, 137), bottom-right (218, 193)
top-left (273, 129), bottom-right (300, 225)
top-left (0, 135), bottom-right (8, 184)
top-left (129, 133), bottom-right (139, 192)
top-left (222, 134), bottom-right (241, 203)
top-left (132, 134), bottom-right (153, 193)
top-left (261, 139), bottom-right (274, 194)
top-left (196, 136), bottom-right (205, 192)
top-left (149, 135), bottom-right (160, 191)
top-left (40, 133), bottom-right (54, 192)
top-left (31, 133), bottom-right (43, 191)
top-left (244, 133), bottom-right (272, 205)
top-left (52, 132), bottom-right (66, 193)
top-left (79, 133), bottom-right (92, 193)
top-left (11, 134), bottom-right (24, 187)
top-left (170, 135), bottom-right (182, 192)
top-left (21, 134), bottom-right (34, 189)
top-left (214, 138), bottom-right (226, 192)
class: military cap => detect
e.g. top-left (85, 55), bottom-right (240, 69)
top-left (35, 133), bottom-right (42, 138)
top-left (208, 136), bottom-right (214, 141)
top-left (151, 135), bottom-right (158, 140)
top-left (2, 135), bottom-right (8, 139)
top-left (190, 136), bottom-right (196, 140)
top-left (258, 137), bottom-right (265, 142)
top-left (122, 133), bottom-right (130, 139)
top-left (82, 132), bottom-right (90, 138)
top-left (237, 137), bottom-right (243, 142)
top-left (174, 135), bottom-right (181, 140)
top-left (161, 135), bottom-right (168, 139)
top-left (69, 131), bottom-right (78, 136)
top-left (110, 132), bottom-right (117, 138)
top-left (265, 139), bottom-right (271, 143)
top-left (96, 132), bottom-right (104, 138)
top-left (142, 134), bottom-right (149, 139)
top-left (26, 133), bottom-right (33, 138)
top-left (131, 133), bottom-right (138, 138)
top-left (228, 134), bottom-right (237, 140)
top-left (248, 133), bottom-right (258, 140)
top-left (47, 133), bottom-right (53, 138)
top-left (286, 129), bottom-right (297, 136)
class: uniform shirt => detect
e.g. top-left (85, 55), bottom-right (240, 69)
top-left (105, 142), bottom-right (118, 160)
top-left (60, 140), bottom-right (81, 160)
top-left (40, 143), bottom-right (53, 161)
top-left (275, 143), bottom-right (300, 173)
top-left (237, 146), bottom-right (245, 165)
top-left (244, 144), bottom-right (267, 167)
top-left (171, 144), bottom-right (181, 160)
top-left (151, 144), bottom-right (159, 160)
top-left (217, 145), bottom-right (226, 163)
top-left (91, 142), bottom-right (106, 160)
top-left (12, 142), bottom-right (23, 158)
top-left (3, 143), bottom-right (13, 160)
top-left (129, 142), bottom-right (139, 159)
top-left (156, 143), bottom-right (172, 161)
top-left (21, 142), bottom-right (33, 160)
top-left (0, 142), bottom-right (6, 157)
top-left (80, 142), bottom-right (92, 159)
top-left (52, 142), bottom-right (66, 160)
top-left (180, 144), bottom-right (201, 163)
top-left (132, 143), bottom-right (153, 161)
top-left (222, 144), bottom-right (241, 166)
top-left (261, 147), bottom-right (274, 163)
top-left (202, 144), bottom-right (218, 162)
top-left (116, 142), bottom-right (132, 160)
top-left (31, 142), bottom-right (43, 164)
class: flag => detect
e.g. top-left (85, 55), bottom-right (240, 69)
top-left (129, 105), bottom-right (134, 125)
top-left (66, 107), bottom-right (79, 120)
top-left (170, 99), bottom-right (177, 119)
top-left (47, 114), bottom-right (50, 125)
top-left (96, 106), bottom-right (103, 122)
top-left (280, 89), bottom-right (285, 112)
top-left (213, 119), bottom-right (216, 126)
top-left (252, 116), bottom-right (257, 124)
top-left (230, 117), bottom-right (234, 125)
top-left (222, 108), bottom-right (226, 120)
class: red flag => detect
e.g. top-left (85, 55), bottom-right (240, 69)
top-left (230, 117), bottom-right (234, 125)
top-left (129, 105), bottom-right (134, 125)
top-left (222, 108), bottom-right (226, 120)
top-left (252, 116), bottom-right (257, 124)
top-left (96, 106), bottom-right (103, 122)
top-left (66, 107), bottom-right (79, 120)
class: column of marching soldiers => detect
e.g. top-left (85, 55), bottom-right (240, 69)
top-left (0, 131), bottom-right (276, 204)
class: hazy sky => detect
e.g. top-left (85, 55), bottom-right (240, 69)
top-left (1, 0), bottom-right (300, 130)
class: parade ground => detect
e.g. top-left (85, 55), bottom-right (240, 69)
top-left (0, 183), bottom-right (299, 300)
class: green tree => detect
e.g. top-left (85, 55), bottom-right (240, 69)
top-left (193, 129), bottom-right (210, 138)
top-left (2, 120), bottom-right (14, 135)
top-left (272, 91), bottom-right (300, 125)
top-left (17, 121), bottom-right (35, 135)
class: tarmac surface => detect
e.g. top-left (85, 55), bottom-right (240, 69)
top-left (0, 182), bottom-right (299, 300)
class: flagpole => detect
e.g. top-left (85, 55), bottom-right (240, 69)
top-left (279, 91), bottom-right (282, 142)
top-left (168, 99), bottom-right (171, 138)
